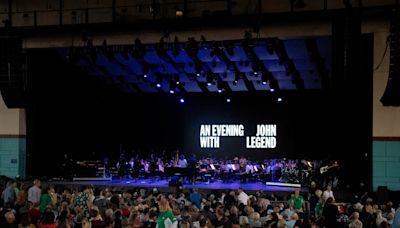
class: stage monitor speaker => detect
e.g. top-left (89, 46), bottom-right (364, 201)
top-left (0, 36), bottom-right (26, 108)
top-left (168, 176), bottom-right (180, 186)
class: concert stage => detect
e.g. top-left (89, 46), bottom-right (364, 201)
top-left (49, 179), bottom-right (305, 194)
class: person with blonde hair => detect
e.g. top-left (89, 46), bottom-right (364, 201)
top-left (157, 198), bottom-right (177, 228)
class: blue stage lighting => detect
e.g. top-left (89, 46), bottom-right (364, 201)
top-left (180, 98), bottom-right (185, 103)
top-left (156, 83), bottom-right (161, 88)
top-left (143, 74), bottom-right (147, 78)
top-left (262, 81), bottom-right (267, 85)
top-left (170, 90), bottom-right (175, 94)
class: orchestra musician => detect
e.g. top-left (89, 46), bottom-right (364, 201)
top-left (187, 154), bottom-right (198, 184)
top-left (108, 149), bottom-right (330, 187)
top-left (178, 155), bottom-right (188, 168)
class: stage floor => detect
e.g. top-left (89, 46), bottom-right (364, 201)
top-left (50, 179), bottom-right (306, 193)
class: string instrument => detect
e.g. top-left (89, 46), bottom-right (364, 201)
top-left (320, 163), bottom-right (339, 174)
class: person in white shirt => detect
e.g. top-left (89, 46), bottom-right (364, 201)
top-left (238, 188), bottom-right (249, 206)
top-left (322, 185), bottom-right (334, 202)
top-left (178, 155), bottom-right (188, 168)
top-left (28, 179), bottom-right (41, 204)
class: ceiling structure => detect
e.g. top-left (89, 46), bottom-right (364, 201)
top-left (64, 36), bottom-right (331, 93)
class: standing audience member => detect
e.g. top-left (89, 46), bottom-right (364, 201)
top-left (157, 197), bottom-right (178, 228)
top-left (322, 197), bottom-right (339, 228)
top-left (39, 187), bottom-right (53, 213)
top-left (238, 188), bottom-right (249, 206)
top-left (289, 191), bottom-right (304, 212)
top-left (2, 181), bottom-right (17, 208)
top-left (27, 179), bottom-right (41, 204)
top-left (322, 185), bottom-right (334, 202)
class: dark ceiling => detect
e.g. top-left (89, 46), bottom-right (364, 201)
top-left (63, 35), bottom-right (331, 94)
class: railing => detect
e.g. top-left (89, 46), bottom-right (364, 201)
top-left (0, 0), bottom-right (398, 28)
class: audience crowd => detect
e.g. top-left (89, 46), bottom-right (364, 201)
top-left (1, 179), bottom-right (400, 228)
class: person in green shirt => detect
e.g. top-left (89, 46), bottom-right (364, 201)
top-left (289, 190), bottom-right (304, 212)
top-left (157, 198), bottom-right (177, 228)
top-left (39, 187), bottom-right (53, 213)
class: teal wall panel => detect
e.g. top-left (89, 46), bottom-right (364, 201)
top-left (373, 140), bottom-right (400, 191)
top-left (0, 137), bottom-right (26, 179)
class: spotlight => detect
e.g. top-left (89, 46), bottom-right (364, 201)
top-left (170, 90), bottom-right (175, 94)
top-left (254, 71), bottom-right (258, 75)
top-left (270, 88), bottom-right (275, 92)
top-left (218, 89), bottom-right (222, 93)
top-left (207, 82), bottom-right (212, 86)
top-left (262, 81), bottom-right (267, 85)
top-left (196, 73), bottom-right (201, 77)
top-left (143, 74), bottom-right (147, 78)
top-left (156, 83), bottom-right (161, 88)
top-left (277, 97), bottom-right (282, 102)
top-left (226, 98), bottom-right (231, 103)
top-left (180, 98), bottom-right (185, 103)
top-left (176, 81), bottom-right (180, 85)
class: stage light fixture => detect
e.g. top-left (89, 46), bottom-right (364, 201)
top-left (217, 81), bottom-right (224, 93)
top-left (226, 98), bottom-right (231, 103)
top-left (169, 81), bottom-right (176, 94)
top-left (270, 88), bottom-right (275, 92)
top-left (180, 98), bottom-right (185, 103)
top-left (174, 74), bottom-right (181, 85)
top-left (143, 74), bottom-right (147, 78)
top-left (233, 71), bottom-right (240, 85)
top-left (261, 74), bottom-right (268, 85)
top-left (196, 73), bottom-right (201, 77)
top-left (206, 73), bottom-right (214, 85)
top-left (226, 43), bottom-right (235, 56)
top-left (156, 83), bottom-right (161, 88)
top-left (277, 97), bottom-right (282, 102)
